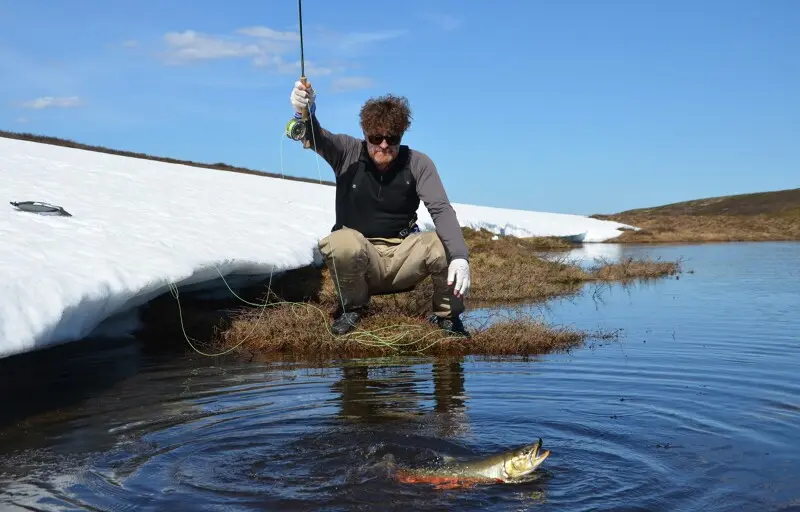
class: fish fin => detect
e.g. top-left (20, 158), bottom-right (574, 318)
top-left (434, 480), bottom-right (476, 490)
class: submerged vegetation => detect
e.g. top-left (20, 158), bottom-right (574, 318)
top-left (149, 227), bottom-right (680, 362)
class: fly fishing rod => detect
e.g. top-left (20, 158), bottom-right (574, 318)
top-left (285, 0), bottom-right (313, 148)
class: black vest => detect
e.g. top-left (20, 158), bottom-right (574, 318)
top-left (332, 143), bottom-right (420, 239)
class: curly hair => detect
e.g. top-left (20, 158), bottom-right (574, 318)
top-left (359, 94), bottom-right (413, 136)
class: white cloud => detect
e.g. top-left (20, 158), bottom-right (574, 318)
top-left (236, 26), bottom-right (298, 41)
top-left (161, 30), bottom-right (262, 64)
top-left (156, 25), bottom-right (402, 80)
top-left (20, 96), bottom-right (83, 109)
top-left (331, 76), bottom-right (374, 92)
top-left (158, 28), bottom-right (306, 73)
top-left (122, 40), bottom-right (139, 48)
top-left (15, 117), bottom-right (29, 124)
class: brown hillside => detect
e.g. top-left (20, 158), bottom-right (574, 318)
top-left (591, 188), bottom-right (800, 243)
top-left (595, 188), bottom-right (800, 218)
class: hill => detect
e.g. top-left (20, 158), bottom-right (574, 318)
top-left (601, 188), bottom-right (800, 217)
top-left (592, 188), bottom-right (800, 243)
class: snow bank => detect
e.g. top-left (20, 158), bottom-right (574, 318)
top-left (417, 203), bottom-right (630, 243)
top-left (0, 137), bottom-right (633, 359)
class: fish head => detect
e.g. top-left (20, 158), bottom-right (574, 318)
top-left (502, 438), bottom-right (551, 481)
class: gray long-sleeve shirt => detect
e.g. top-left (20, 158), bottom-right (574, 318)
top-left (303, 114), bottom-right (469, 261)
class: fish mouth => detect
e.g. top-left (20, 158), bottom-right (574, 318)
top-left (504, 441), bottom-right (551, 482)
top-left (529, 439), bottom-right (550, 467)
top-left (534, 448), bottom-right (551, 465)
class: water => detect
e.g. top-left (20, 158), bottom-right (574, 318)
top-left (1, 242), bottom-right (799, 511)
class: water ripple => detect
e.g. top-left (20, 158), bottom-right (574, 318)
top-left (1, 242), bottom-right (799, 511)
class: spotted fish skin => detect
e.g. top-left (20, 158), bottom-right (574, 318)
top-left (393, 439), bottom-right (551, 490)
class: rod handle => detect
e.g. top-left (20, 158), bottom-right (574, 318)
top-left (300, 76), bottom-right (312, 148)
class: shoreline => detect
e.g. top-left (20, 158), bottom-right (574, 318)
top-left (157, 228), bottom-right (682, 362)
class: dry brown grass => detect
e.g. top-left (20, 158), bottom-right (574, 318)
top-left (599, 212), bottom-right (800, 243)
top-left (177, 227), bottom-right (678, 361)
top-left (600, 188), bottom-right (800, 217)
top-left (588, 256), bottom-right (681, 281)
top-left (461, 227), bottom-right (679, 302)
top-left (216, 301), bottom-right (590, 362)
top-left (593, 188), bottom-right (800, 243)
top-left (462, 227), bottom-right (576, 251)
top-left (462, 228), bottom-right (588, 305)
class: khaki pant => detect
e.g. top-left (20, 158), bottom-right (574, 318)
top-left (317, 227), bottom-right (464, 319)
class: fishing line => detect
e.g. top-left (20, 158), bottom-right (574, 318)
top-left (171, 123), bottom-right (454, 356)
top-left (166, 0), bottom-right (464, 357)
top-left (169, 260), bottom-right (460, 357)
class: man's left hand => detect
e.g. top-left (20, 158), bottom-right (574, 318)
top-left (447, 258), bottom-right (470, 298)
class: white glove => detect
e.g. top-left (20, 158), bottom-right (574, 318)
top-left (447, 258), bottom-right (470, 298)
top-left (290, 80), bottom-right (315, 113)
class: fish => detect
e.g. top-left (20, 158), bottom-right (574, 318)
top-left (394, 438), bottom-right (551, 490)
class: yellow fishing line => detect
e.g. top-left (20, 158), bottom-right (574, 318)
top-left (166, 84), bottom-right (465, 357)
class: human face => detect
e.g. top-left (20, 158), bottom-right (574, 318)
top-left (365, 132), bottom-right (402, 170)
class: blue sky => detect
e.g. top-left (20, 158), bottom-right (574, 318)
top-left (1, 0), bottom-right (798, 215)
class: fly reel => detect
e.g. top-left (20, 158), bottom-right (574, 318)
top-left (285, 116), bottom-right (307, 141)
top-left (285, 78), bottom-right (314, 148)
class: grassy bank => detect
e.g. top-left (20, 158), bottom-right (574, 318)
top-left (181, 228), bottom-right (681, 361)
top-left (463, 228), bottom-right (679, 304)
top-left (594, 188), bottom-right (800, 243)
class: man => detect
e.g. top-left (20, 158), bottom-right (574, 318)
top-left (290, 80), bottom-right (471, 337)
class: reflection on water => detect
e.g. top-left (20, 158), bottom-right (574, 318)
top-left (0, 354), bottom-right (485, 511)
top-left (334, 360), bottom-right (469, 439)
top-left (555, 242), bottom-right (625, 267)
top-left (1, 242), bottom-right (799, 511)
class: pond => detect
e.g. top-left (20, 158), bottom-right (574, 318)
top-left (1, 242), bottom-right (798, 511)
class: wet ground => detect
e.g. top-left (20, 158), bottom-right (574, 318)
top-left (1, 241), bottom-right (799, 511)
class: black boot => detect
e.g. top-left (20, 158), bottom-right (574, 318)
top-left (430, 314), bottom-right (471, 338)
top-left (332, 308), bottom-right (363, 335)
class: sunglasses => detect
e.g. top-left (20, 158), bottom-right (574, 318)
top-left (367, 134), bottom-right (402, 145)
